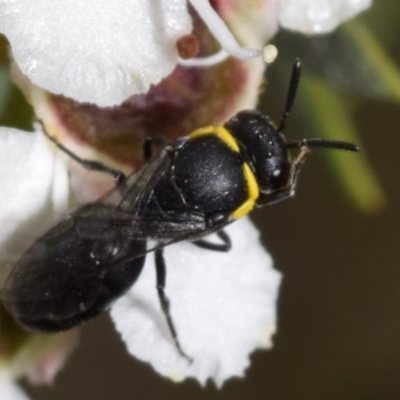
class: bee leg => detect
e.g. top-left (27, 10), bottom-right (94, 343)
top-left (154, 248), bottom-right (193, 363)
top-left (143, 136), bottom-right (165, 161)
top-left (192, 230), bottom-right (231, 252)
top-left (36, 119), bottom-right (127, 185)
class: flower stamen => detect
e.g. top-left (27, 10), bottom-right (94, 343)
top-left (188, 0), bottom-right (262, 60)
top-left (178, 49), bottom-right (229, 67)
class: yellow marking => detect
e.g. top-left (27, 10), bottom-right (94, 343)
top-left (243, 163), bottom-right (259, 200)
top-left (232, 198), bottom-right (255, 219)
top-left (190, 126), bottom-right (240, 153)
top-left (232, 163), bottom-right (260, 219)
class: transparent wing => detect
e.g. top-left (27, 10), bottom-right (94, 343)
top-left (1, 203), bottom-right (147, 332)
top-left (99, 149), bottom-right (170, 212)
top-left (1, 151), bottom-right (210, 332)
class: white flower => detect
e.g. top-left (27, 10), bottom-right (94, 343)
top-left (0, 0), bottom-right (193, 107)
top-left (111, 217), bottom-right (281, 386)
top-left (0, 380), bottom-right (30, 400)
top-left (278, 0), bottom-right (372, 34)
top-left (0, 127), bottom-right (69, 254)
top-left (0, 0), bottom-right (371, 107)
top-left (0, 0), bottom-right (371, 390)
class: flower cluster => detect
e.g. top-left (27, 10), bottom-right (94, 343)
top-left (0, 0), bottom-right (371, 397)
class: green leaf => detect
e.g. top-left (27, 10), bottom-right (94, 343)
top-left (300, 73), bottom-right (385, 214)
top-left (0, 65), bottom-right (12, 119)
top-left (344, 20), bottom-right (400, 103)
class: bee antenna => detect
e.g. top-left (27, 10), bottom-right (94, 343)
top-left (286, 138), bottom-right (360, 152)
top-left (278, 58), bottom-right (302, 133)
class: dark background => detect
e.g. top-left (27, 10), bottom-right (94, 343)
top-left (20, 1), bottom-right (400, 399)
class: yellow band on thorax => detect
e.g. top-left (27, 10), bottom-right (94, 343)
top-left (232, 162), bottom-right (260, 219)
top-left (189, 126), bottom-right (240, 153)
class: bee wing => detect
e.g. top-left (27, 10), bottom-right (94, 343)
top-left (1, 149), bottom-right (210, 332)
top-left (1, 206), bottom-right (209, 333)
top-left (89, 147), bottom-right (212, 246)
top-left (99, 148), bottom-right (171, 212)
top-left (1, 203), bottom-right (147, 332)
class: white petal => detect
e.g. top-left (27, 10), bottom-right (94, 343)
top-left (0, 0), bottom-right (192, 107)
top-left (279, 0), bottom-right (372, 34)
top-left (0, 380), bottom-right (30, 400)
top-left (0, 128), bottom-right (69, 269)
top-left (111, 218), bottom-right (281, 386)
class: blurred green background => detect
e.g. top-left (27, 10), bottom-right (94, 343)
top-left (2, 0), bottom-right (400, 399)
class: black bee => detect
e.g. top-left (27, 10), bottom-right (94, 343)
top-left (1, 59), bottom-right (358, 359)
